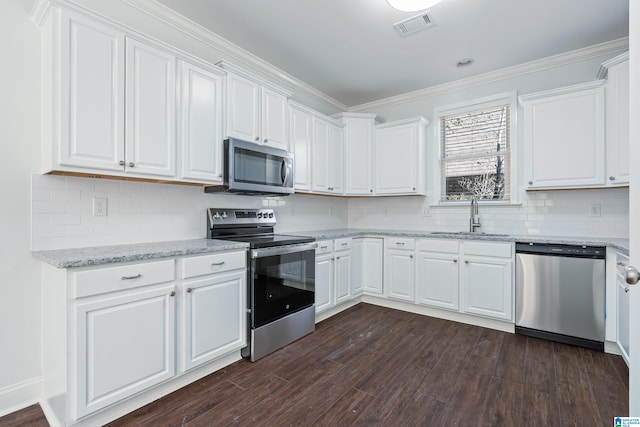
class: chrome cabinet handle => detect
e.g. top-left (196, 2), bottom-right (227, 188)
top-left (618, 261), bottom-right (627, 267)
top-left (211, 261), bottom-right (226, 266)
top-left (170, 291), bottom-right (175, 297)
top-left (118, 160), bottom-right (125, 166)
top-left (409, 255), bottom-right (414, 259)
top-left (121, 274), bottom-right (142, 280)
top-left (186, 288), bottom-right (193, 293)
top-left (453, 259), bottom-right (458, 263)
top-left (320, 246), bottom-right (328, 249)
top-left (341, 242), bottom-right (348, 246)
top-left (370, 189), bottom-right (373, 193)
top-left (128, 162), bottom-right (135, 167)
top-left (625, 288), bottom-right (630, 293)
top-left (528, 181), bottom-right (533, 185)
top-left (396, 242), bottom-right (405, 246)
top-left (626, 266), bottom-right (640, 285)
top-left (264, 138), bottom-right (268, 143)
top-left (464, 260), bottom-right (469, 264)
top-left (255, 136), bottom-right (260, 141)
top-left (610, 176), bottom-right (616, 181)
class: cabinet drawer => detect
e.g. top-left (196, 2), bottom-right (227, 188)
top-left (316, 240), bottom-right (334, 254)
top-left (386, 237), bottom-right (415, 250)
top-left (334, 238), bottom-right (352, 251)
top-left (462, 241), bottom-right (513, 258)
top-left (73, 259), bottom-right (175, 298)
top-left (418, 238), bottom-right (459, 254)
top-left (182, 251), bottom-right (246, 279)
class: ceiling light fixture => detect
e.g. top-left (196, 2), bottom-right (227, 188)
top-left (387, 0), bottom-right (443, 12)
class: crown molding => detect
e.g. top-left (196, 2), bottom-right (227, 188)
top-left (122, 0), bottom-right (348, 112)
top-left (350, 37), bottom-right (629, 112)
top-left (596, 50), bottom-right (629, 79)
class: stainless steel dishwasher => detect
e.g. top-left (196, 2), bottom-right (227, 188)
top-left (515, 242), bottom-right (606, 351)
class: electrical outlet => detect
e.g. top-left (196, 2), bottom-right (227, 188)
top-left (93, 197), bottom-right (108, 217)
top-left (590, 204), bottom-right (601, 217)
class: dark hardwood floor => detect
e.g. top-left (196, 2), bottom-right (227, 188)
top-left (1, 303), bottom-right (629, 426)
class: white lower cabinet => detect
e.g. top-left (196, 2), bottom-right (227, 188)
top-left (334, 238), bottom-right (353, 305)
top-left (315, 238), bottom-right (356, 315)
top-left (616, 251), bottom-right (630, 364)
top-left (417, 239), bottom-right (459, 311)
top-left (181, 252), bottom-right (246, 371)
top-left (315, 242), bottom-right (335, 315)
top-left (460, 241), bottom-right (514, 321)
top-left (353, 238), bottom-right (384, 295)
top-left (384, 238), bottom-right (416, 302)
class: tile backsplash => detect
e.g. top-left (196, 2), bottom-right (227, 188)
top-left (32, 174), bottom-right (628, 250)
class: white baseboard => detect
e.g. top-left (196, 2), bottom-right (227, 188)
top-left (0, 377), bottom-right (42, 417)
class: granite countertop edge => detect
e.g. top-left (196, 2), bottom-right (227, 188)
top-left (33, 230), bottom-right (629, 269)
top-left (33, 239), bottom-right (250, 269)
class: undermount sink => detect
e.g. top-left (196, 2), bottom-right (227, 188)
top-left (429, 231), bottom-right (509, 237)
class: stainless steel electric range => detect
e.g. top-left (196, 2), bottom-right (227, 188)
top-left (207, 208), bottom-right (316, 361)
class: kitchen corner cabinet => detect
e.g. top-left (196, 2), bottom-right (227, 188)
top-left (616, 251), bottom-right (630, 364)
top-left (375, 117), bottom-right (428, 195)
top-left (459, 241), bottom-right (514, 321)
top-left (520, 81), bottom-right (606, 190)
top-left (218, 62), bottom-right (291, 150)
top-left (178, 60), bottom-right (225, 184)
top-left (417, 239), bottom-right (460, 311)
top-left (41, 8), bottom-right (179, 178)
top-left (333, 113), bottom-right (384, 196)
top-left (289, 102), bottom-right (313, 191)
top-left (602, 52), bottom-right (630, 187)
top-left (334, 238), bottom-right (353, 305)
top-left (181, 252), bottom-right (246, 371)
top-left (384, 238), bottom-right (416, 302)
top-left (312, 116), bottom-right (345, 195)
top-left (353, 237), bottom-right (384, 295)
top-left (315, 241), bottom-right (335, 314)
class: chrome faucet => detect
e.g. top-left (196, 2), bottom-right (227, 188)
top-left (469, 197), bottom-right (481, 232)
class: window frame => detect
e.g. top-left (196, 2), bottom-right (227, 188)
top-left (432, 91), bottom-right (518, 205)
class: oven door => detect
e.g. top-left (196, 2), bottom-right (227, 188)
top-left (250, 243), bottom-right (316, 328)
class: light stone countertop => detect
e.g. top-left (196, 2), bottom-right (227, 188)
top-left (33, 230), bottom-right (629, 269)
top-left (32, 239), bottom-right (249, 269)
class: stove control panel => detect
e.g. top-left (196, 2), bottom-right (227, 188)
top-left (207, 208), bottom-right (276, 227)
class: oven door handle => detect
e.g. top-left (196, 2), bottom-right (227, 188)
top-left (251, 242), bottom-right (318, 259)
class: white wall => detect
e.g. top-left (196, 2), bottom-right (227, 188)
top-left (0, 0), bottom-right (44, 415)
top-left (349, 50), bottom-right (630, 239)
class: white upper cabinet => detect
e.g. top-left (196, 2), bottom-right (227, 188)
top-left (178, 60), bottom-right (225, 184)
top-left (56, 9), bottom-right (125, 172)
top-left (125, 38), bottom-right (176, 177)
top-left (42, 9), bottom-right (180, 179)
top-left (289, 102), bottom-right (313, 191)
top-left (333, 113), bottom-right (384, 196)
top-left (312, 116), bottom-right (344, 195)
top-left (218, 62), bottom-right (291, 150)
top-left (520, 81), bottom-right (606, 189)
top-left (601, 52), bottom-right (630, 187)
top-left (375, 117), bottom-right (428, 195)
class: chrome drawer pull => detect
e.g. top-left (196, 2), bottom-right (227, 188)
top-left (121, 274), bottom-right (142, 280)
top-left (211, 261), bottom-right (226, 266)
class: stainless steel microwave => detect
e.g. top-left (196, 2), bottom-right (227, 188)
top-left (205, 138), bottom-right (294, 196)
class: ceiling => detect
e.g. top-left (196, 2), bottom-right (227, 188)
top-left (154, 0), bottom-right (629, 107)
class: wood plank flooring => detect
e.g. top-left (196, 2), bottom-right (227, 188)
top-left (1, 303), bottom-right (629, 426)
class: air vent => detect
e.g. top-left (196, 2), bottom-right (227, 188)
top-left (393, 12), bottom-right (435, 36)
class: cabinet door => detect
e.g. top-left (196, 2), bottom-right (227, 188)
top-left (375, 123), bottom-right (419, 194)
top-left (59, 11), bottom-right (125, 171)
top-left (334, 251), bottom-right (352, 305)
top-left (417, 252), bottom-right (459, 311)
top-left (182, 270), bottom-right (246, 371)
top-left (178, 61), bottom-right (224, 183)
top-left (312, 118), bottom-right (330, 192)
top-left (315, 253), bottom-right (334, 314)
top-left (125, 38), bottom-right (176, 177)
top-left (73, 285), bottom-right (175, 419)
top-left (606, 59), bottom-right (630, 186)
top-left (617, 270), bottom-right (630, 364)
top-left (290, 106), bottom-right (313, 191)
top-left (522, 82), bottom-right (605, 189)
top-left (352, 240), bottom-right (365, 296)
top-left (354, 238), bottom-right (383, 295)
top-left (328, 123), bottom-right (345, 194)
top-left (345, 118), bottom-right (375, 195)
top-left (226, 73), bottom-right (261, 142)
top-left (261, 88), bottom-right (289, 150)
top-left (461, 256), bottom-right (513, 320)
top-left (385, 249), bottom-right (415, 302)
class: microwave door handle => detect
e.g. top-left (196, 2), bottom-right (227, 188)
top-left (280, 159), bottom-right (289, 186)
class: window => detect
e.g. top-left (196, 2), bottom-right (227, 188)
top-left (435, 93), bottom-right (516, 203)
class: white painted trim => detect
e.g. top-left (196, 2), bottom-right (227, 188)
top-left (351, 37), bottom-right (629, 112)
top-left (0, 377), bottom-right (42, 418)
top-left (597, 51), bottom-right (630, 80)
top-left (517, 79), bottom-right (606, 103)
top-left (122, 0), bottom-right (347, 112)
